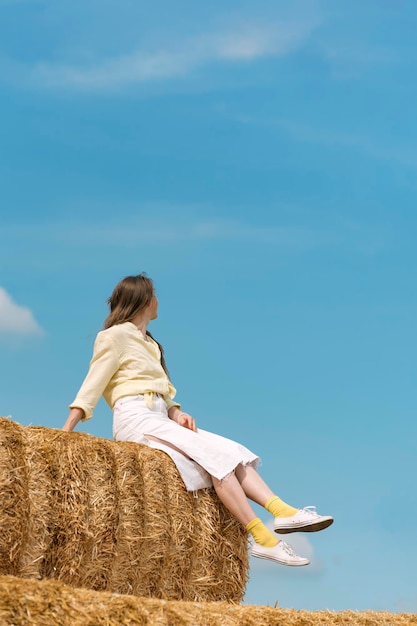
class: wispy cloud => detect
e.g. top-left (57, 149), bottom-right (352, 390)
top-left (4, 17), bottom-right (318, 92)
top-left (234, 113), bottom-right (417, 170)
top-left (2, 216), bottom-right (337, 251)
top-left (319, 40), bottom-right (400, 79)
top-left (2, 213), bottom-right (387, 262)
top-left (0, 0), bottom-right (43, 4)
top-left (0, 287), bottom-right (44, 335)
top-left (79, 218), bottom-right (330, 249)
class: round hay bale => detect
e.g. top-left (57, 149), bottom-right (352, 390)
top-left (0, 417), bottom-right (248, 602)
top-left (1, 574), bottom-right (417, 626)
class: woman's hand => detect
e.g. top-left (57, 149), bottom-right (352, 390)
top-left (168, 407), bottom-right (197, 432)
top-left (177, 412), bottom-right (197, 432)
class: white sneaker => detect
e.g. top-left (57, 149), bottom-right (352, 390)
top-left (251, 540), bottom-right (310, 566)
top-left (274, 506), bottom-right (334, 534)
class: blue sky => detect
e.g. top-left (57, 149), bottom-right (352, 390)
top-left (1, 0), bottom-right (416, 613)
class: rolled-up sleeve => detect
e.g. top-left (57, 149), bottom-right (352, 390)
top-left (69, 332), bottom-right (119, 421)
top-left (163, 380), bottom-right (181, 411)
top-left (164, 396), bottom-right (181, 411)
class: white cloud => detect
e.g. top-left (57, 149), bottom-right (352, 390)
top-left (210, 20), bottom-right (314, 61)
top-left (0, 287), bottom-right (44, 335)
top-left (15, 18), bottom-right (318, 92)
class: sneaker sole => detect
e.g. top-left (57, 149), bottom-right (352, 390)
top-left (274, 518), bottom-right (334, 534)
top-left (251, 552), bottom-right (310, 567)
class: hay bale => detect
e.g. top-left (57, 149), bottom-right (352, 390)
top-left (0, 419), bottom-right (29, 576)
top-left (0, 574), bottom-right (416, 626)
top-left (0, 416), bottom-right (248, 602)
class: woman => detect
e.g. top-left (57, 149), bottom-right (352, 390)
top-left (62, 273), bottom-right (333, 567)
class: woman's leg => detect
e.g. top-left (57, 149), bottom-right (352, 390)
top-left (234, 464), bottom-right (274, 505)
top-left (211, 473), bottom-right (278, 548)
top-left (235, 464), bottom-right (298, 516)
top-left (211, 473), bottom-right (258, 526)
top-left (235, 464), bottom-right (334, 534)
top-left (211, 471), bottom-right (311, 566)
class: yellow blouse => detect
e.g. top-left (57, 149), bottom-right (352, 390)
top-left (69, 321), bottom-right (180, 421)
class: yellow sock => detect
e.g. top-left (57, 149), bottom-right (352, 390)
top-left (265, 496), bottom-right (298, 518)
top-left (246, 517), bottom-right (278, 548)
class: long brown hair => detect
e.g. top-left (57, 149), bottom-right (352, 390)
top-left (103, 273), bottom-right (170, 377)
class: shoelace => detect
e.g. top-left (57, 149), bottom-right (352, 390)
top-left (300, 505), bottom-right (319, 518)
top-left (280, 541), bottom-right (297, 556)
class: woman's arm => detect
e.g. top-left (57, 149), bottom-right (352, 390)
top-left (168, 406), bottom-right (197, 432)
top-left (62, 407), bottom-right (85, 432)
top-left (66, 332), bottom-right (119, 425)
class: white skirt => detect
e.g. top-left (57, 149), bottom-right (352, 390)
top-left (113, 394), bottom-right (259, 492)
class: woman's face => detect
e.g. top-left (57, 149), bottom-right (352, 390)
top-left (148, 295), bottom-right (159, 320)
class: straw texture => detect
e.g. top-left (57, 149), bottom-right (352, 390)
top-left (0, 416), bottom-right (248, 602)
top-left (1, 574), bottom-right (416, 626)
